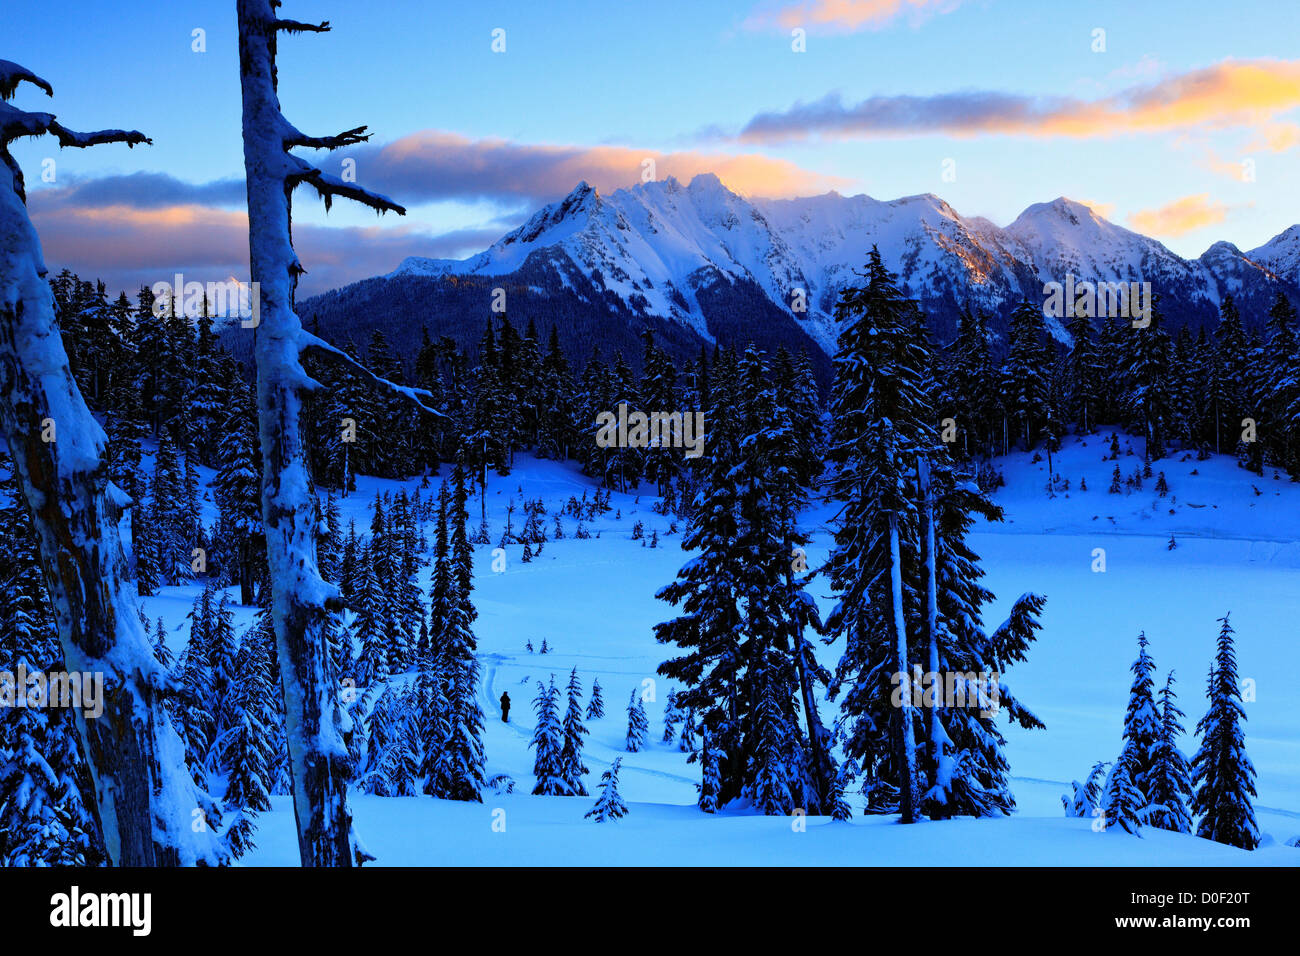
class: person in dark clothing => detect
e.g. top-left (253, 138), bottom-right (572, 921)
top-left (500, 691), bottom-right (511, 723)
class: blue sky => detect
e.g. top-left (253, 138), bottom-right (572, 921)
top-left (8, 0), bottom-right (1300, 294)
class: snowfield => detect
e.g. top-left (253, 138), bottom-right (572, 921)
top-left (142, 433), bottom-right (1300, 866)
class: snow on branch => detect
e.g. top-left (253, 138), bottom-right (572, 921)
top-left (0, 60), bottom-right (53, 100)
top-left (275, 17), bottom-right (330, 34)
top-left (299, 332), bottom-right (448, 421)
top-left (284, 123), bottom-right (371, 150)
top-left (0, 66), bottom-right (149, 202)
top-left (48, 121), bottom-right (151, 150)
top-left (287, 154), bottom-right (405, 215)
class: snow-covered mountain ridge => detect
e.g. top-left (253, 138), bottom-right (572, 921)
top-left (387, 175), bottom-right (1300, 352)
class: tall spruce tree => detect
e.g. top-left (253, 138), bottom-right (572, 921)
top-left (1190, 614), bottom-right (1259, 850)
top-left (1147, 671), bottom-right (1193, 833)
top-left (530, 678), bottom-right (566, 795)
top-left (560, 669), bottom-right (590, 796)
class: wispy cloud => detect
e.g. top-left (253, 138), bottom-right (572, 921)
top-left (341, 131), bottom-right (848, 203)
top-left (735, 59), bottom-right (1300, 142)
top-left (1077, 198), bottom-right (1117, 220)
top-left (29, 172), bottom-right (247, 210)
top-left (27, 194), bottom-right (484, 298)
top-left (743, 0), bottom-right (966, 33)
top-left (26, 134), bottom-right (845, 296)
top-left (1128, 194), bottom-right (1232, 238)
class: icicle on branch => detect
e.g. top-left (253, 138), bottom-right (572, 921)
top-left (288, 156), bottom-right (405, 215)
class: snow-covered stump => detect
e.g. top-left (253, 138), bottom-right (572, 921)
top-left (0, 61), bottom-right (223, 866)
top-left (236, 1), bottom-right (440, 866)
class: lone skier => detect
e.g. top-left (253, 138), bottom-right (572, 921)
top-left (500, 691), bottom-right (511, 723)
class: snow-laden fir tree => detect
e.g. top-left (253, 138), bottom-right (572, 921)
top-left (662, 689), bottom-right (680, 743)
top-left (657, 346), bottom-right (835, 814)
top-left (586, 676), bottom-right (604, 719)
top-left (417, 660), bottom-right (452, 798)
top-left (823, 250), bottom-right (1045, 822)
top-left (351, 546), bottom-right (388, 687)
top-left (219, 614), bottom-right (278, 859)
top-left (625, 688), bottom-right (649, 753)
top-left (678, 707), bottom-right (697, 753)
top-left (0, 460), bottom-right (103, 865)
top-left (821, 250), bottom-right (931, 822)
top-left (1002, 300), bottom-right (1051, 451)
top-left (1191, 614), bottom-right (1259, 850)
top-left (530, 678), bottom-right (567, 795)
top-left (435, 473), bottom-right (485, 802)
top-left (178, 590), bottom-right (217, 783)
top-left (1061, 760), bottom-right (1109, 818)
top-left (559, 668), bottom-right (589, 796)
top-left (697, 728), bottom-right (721, 814)
top-left (1121, 631), bottom-right (1161, 798)
top-left (149, 433), bottom-right (193, 586)
top-left (426, 481), bottom-right (454, 671)
top-left (208, 591), bottom-right (239, 743)
top-left (1146, 671), bottom-right (1193, 833)
top-left (1102, 743), bottom-right (1147, 834)
top-left (585, 757), bottom-right (627, 822)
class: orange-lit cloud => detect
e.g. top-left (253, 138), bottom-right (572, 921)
top-left (744, 0), bottom-right (965, 32)
top-left (354, 131), bottom-right (849, 201)
top-left (738, 59), bottom-right (1300, 142)
top-left (1077, 198), bottom-right (1117, 220)
top-left (1128, 194), bottom-right (1230, 238)
top-left (26, 197), bottom-right (484, 298)
top-left (26, 136), bottom-right (846, 296)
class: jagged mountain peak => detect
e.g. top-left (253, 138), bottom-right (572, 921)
top-left (380, 177), bottom-right (1299, 352)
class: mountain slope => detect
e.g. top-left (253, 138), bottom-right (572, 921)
top-left (301, 176), bottom-right (1300, 368)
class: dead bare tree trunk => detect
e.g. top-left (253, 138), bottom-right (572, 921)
top-left (0, 61), bottom-right (224, 866)
top-left (236, 2), bottom-right (442, 865)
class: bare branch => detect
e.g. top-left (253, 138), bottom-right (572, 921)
top-left (49, 120), bottom-right (151, 149)
top-left (275, 18), bottom-right (330, 34)
top-left (299, 332), bottom-right (448, 421)
top-left (284, 124), bottom-right (371, 150)
top-left (0, 60), bottom-right (53, 100)
top-left (288, 156), bottom-right (405, 215)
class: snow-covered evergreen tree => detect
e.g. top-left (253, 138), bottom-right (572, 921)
top-left (625, 689), bottom-right (649, 753)
top-left (559, 668), bottom-right (589, 796)
top-left (530, 678), bottom-right (566, 795)
top-left (1102, 744), bottom-right (1147, 834)
top-left (351, 547), bottom-right (388, 686)
top-left (0, 462), bottom-right (103, 865)
top-left (697, 729), bottom-right (721, 814)
top-left (1061, 760), bottom-right (1109, 818)
top-left (585, 757), bottom-right (627, 822)
top-left (1190, 615), bottom-right (1259, 850)
top-left (661, 689), bottom-right (681, 743)
top-left (1147, 671), bottom-right (1193, 833)
top-left (1121, 631), bottom-right (1161, 798)
top-left (586, 676), bottom-right (604, 719)
top-left (220, 615), bottom-right (278, 858)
